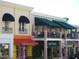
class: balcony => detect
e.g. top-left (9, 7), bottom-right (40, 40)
top-left (32, 31), bottom-right (79, 39)
top-left (2, 27), bottom-right (13, 33)
top-left (48, 32), bottom-right (60, 38)
top-left (67, 32), bottom-right (79, 39)
top-left (32, 32), bottom-right (60, 38)
top-left (19, 29), bottom-right (27, 34)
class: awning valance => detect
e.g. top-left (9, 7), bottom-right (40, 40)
top-left (2, 13), bottom-right (15, 21)
top-left (14, 35), bottom-right (38, 45)
top-left (35, 17), bottom-right (61, 27)
top-left (19, 16), bottom-right (30, 23)
top-left (53, 20), bottom-right (76, 29)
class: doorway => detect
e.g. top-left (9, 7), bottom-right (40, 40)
top-left (16, 45), bottom-right (28, 59)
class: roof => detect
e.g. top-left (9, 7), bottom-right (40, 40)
top-left (32, 12), bottom-right (67, 22)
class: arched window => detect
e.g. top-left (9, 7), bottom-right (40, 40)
top-left (2, 13), bottom-right (15, 31)
top-left (19, 16), bottom-right (30, 32)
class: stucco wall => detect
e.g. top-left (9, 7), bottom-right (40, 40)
top-left (0, 1), bottom-right (33, 35)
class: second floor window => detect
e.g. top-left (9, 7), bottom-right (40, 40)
top-left (2, 13), bottom-right (15, 32)
top-left (19, 16), bottom-right (30, 32)
top-left (19, 23), bottom-right (26, 32)
top-left (4, 21), bottom-right (9, 31)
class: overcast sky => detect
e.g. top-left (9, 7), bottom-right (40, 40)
top-left (3, 0), bottom-right (79, 25)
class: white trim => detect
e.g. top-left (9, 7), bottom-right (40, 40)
top-left (66, 39), bottom-right (79, 41)
top-left (0, 1), bottom-right (33, 11)
top-left (33, 38), bottom-right (62, 41)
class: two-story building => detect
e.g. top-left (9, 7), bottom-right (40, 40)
top-left (0, 1), bottom-right (37, 59)
top-left (32, 12), bottom-right (79, 59)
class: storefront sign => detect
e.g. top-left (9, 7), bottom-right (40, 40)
top-left (48, 41), bottom-right (59, 48)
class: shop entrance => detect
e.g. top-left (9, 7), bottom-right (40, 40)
top-left (67, 41), bottom-right (78, 57)
top-left (68, 47), bottom-right (73, 56)
top-left (32, 41), bottom-right (44, 59)
top-left (48, 41), bottom-right (60, 59)
top-left (16, 45), bottom-right (28, 59)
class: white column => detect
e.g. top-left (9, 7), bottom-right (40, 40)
top-left (60, 41), bottom-right (63, 59)
top-left (64, 30), bottom-right (68, 59)
top-left (78, 41), bottom-right (79, 52)
top-left (23, 46), bottom-right (25, 59)
top-left (51, 48), bottom-right (53, 59)
top-left (9, 38), bottom-right (13, 58)
top-left (44, 26), bottom-right (48, 59)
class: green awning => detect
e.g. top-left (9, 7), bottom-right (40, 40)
top-left (35, 17), bottom-right (61, 27)
top-left (53, 20), bottom-right (76, 29)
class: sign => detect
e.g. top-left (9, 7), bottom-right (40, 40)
top-left (48, 41), bottom-right (59, 48)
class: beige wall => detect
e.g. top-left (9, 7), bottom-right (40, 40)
top-left (0, 2), bottom-right (33, 35)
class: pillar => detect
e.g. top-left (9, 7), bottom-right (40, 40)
top-left (44, 26), bottom-right (48, 59)
top-left (9, 43), bottom-right (13, 58)
top-left (27, 45), bottom-right (32, 59)
top-left (51, 48), bottom-right (53, 59)
top-left (13, 45), bottom-right (16, 59)
top-left (75, 29), bottom-right (77, 38)
top-left (73, 45), bottom-right (76, 54)
top-left (60, 41), bottom-right (63, 59)
top-left (23, 46), bottom-right (25, 59)
top-left (78, 41), bottom-right (79, 52)
top-left (64, 30), bottom-right (68, 59)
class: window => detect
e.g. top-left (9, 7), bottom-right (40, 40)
top-left (4, 21), bottom-right (9, 31)
top-left (2, 13), bottom-right (15, 32)
top-left (19, 16), bottom-right (30, 32)
top-left (19, 23), bottom-right (26, 32)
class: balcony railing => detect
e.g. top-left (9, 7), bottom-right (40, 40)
top-left (32, 32), bottom-right (60, 38)
top-left (2, 27), bottom-right (13, 33)
top-left (19, 29), bottom-right (27, 34)
top-left (32, 32), bottom-right (79, 39)
top-left (67, 33), bottom-right (79, 39)
top-left (47, 32), bottom-right (60, 38)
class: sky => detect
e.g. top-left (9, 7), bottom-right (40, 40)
top-left (3, 0), bottom-right (79, 25)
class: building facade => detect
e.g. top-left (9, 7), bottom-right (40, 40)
top-left (32, 12), bottom-right (79, 59)
top-left (0, 1), bottom-right (36, 59)
top-left (0, 1), bottom-right (79, 59)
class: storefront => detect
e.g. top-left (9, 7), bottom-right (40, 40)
top-left (47, 41), bottom-right (61, 59)
top-left (67, 41), bottom-right (78, 56)
top-left (14, 35), bottom-right (37, 59)
top-left (0, 34), bottom-right (13, 59)
top-left (32, 41), bottom-right (44, 59)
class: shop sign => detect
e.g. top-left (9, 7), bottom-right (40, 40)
top-left (48, 41), bottom-right (59, 48)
